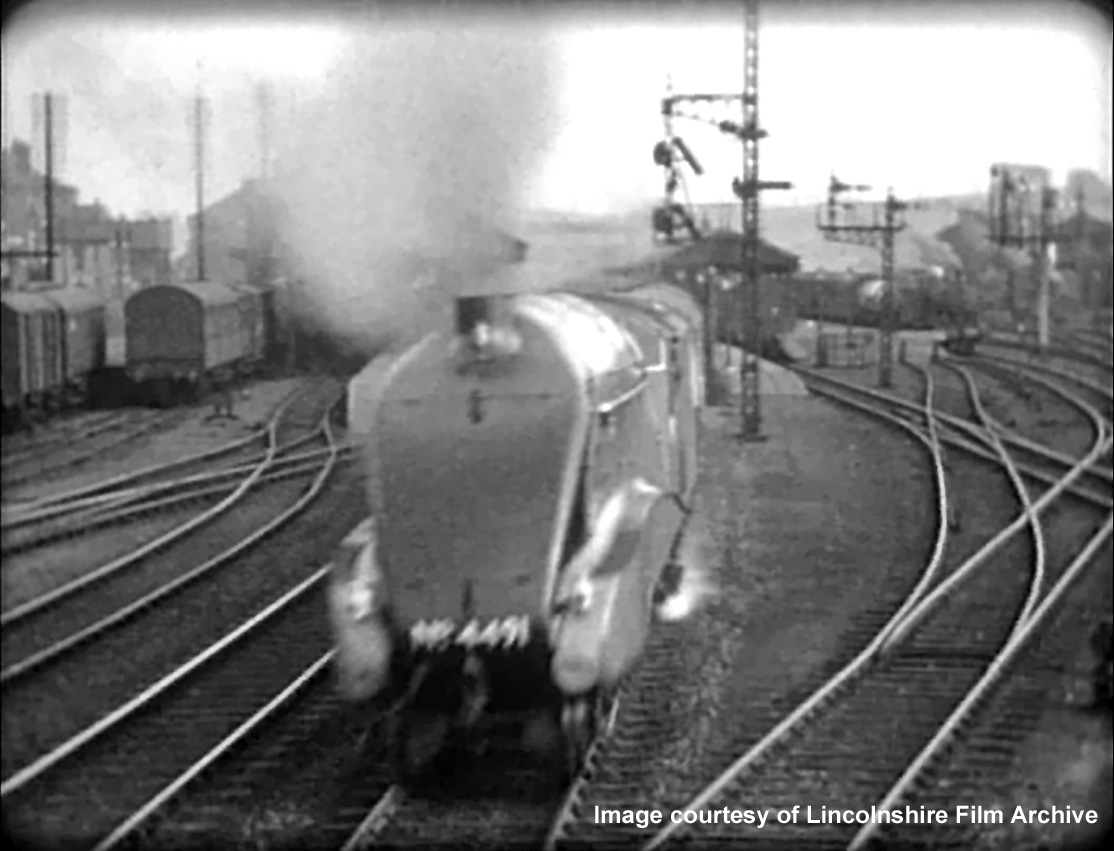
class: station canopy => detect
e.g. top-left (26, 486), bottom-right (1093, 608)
top-left (661, 230), bottom-right (800, 277)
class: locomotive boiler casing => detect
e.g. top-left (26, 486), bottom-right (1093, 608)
top-left (329, 281), bottom-right (703, 715)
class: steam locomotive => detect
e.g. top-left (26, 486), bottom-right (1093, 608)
top-left (327, 281), bottom-right (705, 780)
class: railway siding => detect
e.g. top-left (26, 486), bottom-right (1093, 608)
top-left (2, 377), bottom-right (305, 507)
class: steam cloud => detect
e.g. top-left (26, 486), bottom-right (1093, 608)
top-left (270, 21), bottom-right (558, 354)
top-left (656, 511), bottom-right (717, 623)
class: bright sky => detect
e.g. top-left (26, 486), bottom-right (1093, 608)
top-left (3, 1), bottom-right (1110, 220)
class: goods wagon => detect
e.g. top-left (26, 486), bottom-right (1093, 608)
top-left (1, 291), bottom-right (66, 421)
top-left (39, 286), bottom-right (108, 402)
top-left (787, 275), bottom-right (975, 332)
top-left (228, 282), bottom-right (268, 364)
top-left (125, 282), bottom-right (256, 404)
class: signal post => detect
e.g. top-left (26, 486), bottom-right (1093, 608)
top-left (816, 177), bottom-right (908, 388)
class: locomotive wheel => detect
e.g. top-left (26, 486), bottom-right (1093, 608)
top-left (561, 696), bottom-right (594, 781)
top-left (561, 689), bottom-right (615, 780)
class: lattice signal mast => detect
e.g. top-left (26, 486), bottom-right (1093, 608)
top-left (735, 0), bottom-right (792, 441)
top-left (653, 1), bottom-right (790, 438)
top-left (987, 164), bottom-right (1059, 351)
top-left (817, 175), bottom-right (908, 388)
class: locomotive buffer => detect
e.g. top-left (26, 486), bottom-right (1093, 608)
top-left (816, 176), bottom-right (908, 389)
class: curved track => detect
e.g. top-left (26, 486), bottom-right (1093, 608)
top-left (5, 347), bottom-right (1106, 849)
top-left (622, 361), bottom-right (1110, 849)
top-left (1, 384), bottom-right (312, 524)
top-left (1, 384), bottom-right (368, 849)
top-left (1, 442), bottom-right (360, 557)
top-left (1, 409), bottom-right (184, 491)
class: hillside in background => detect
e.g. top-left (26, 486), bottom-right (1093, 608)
top-left (523, 176), bottom-right (1111, 311)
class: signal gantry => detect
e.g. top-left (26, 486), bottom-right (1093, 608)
top-left (987, 164), bottom-right (1060, 350)
top-left (816, 176), bottom-right (908, 389)
top-left (651, 0), bottom-right (790, 439)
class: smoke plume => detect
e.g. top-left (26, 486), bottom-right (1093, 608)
top-left (270, 20), bottom-right (558, 354)
top-left (655, 510), bottom-right (717, 623)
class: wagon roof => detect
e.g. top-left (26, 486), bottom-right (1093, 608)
top-left (1, 290), bottom-right (58, 314)
top-left (38, 286), bottom-right (107, 313)
top-left (137, 281), bottom-right (245, 308)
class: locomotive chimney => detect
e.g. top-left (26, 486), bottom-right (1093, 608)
top-left (455, 295), bottom-right (494, 337)
top-left (454, 294), bottom-right (521, 364)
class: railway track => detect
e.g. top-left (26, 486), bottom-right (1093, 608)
top-left (1, 441), bottom-right (360, 558)
top-left (942, 358), bottom-right (1111, 490)
top-left (0, 380), bottom-right (338, 599)
top-left (546, 363), bottom-right (957, 849)
top-left (336, 618), bottom-right (702, 851)
top-left (973, 347), bottom-right (1113, 425)
top-left (806, 363), bottom-right (1111, 509)
top-left (122, 667), bottom-right (397, 850)
top-left (2, 410), bottom-right (136, 467)
top-left (589, 363), bottom-right (1109, 849)
top-left (1, 385), bottom-right (367, 849)
top-left (1, 409), bottom-right (185, 490)
top-left (0, 382), bottom-right (343, 685)
top-left (983, 333), bottom-right (1113, 384)
top-left (7, 352), bottom-right (1105, 849)
top-left (1, 383), bottom-right (314, 525)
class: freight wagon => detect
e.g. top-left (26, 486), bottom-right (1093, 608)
top-left (125, 282), bottom-right (265, 406)
top-left (228, 282), bottom-right (269, 365)
top-left (1, 291), bottom-right (66, 426)
top-left (39, 287), bottom-right (108, 405)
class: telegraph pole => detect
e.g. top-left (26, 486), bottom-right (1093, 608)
top-left (816, 176), bottom-right (907, 388)
top-left (987, 165), bottom-right (1058, 351)
top-left (252, 82), bottom-right (276, 291)
top-left (43, 92), bottom-right (54, 281)
top-left (194, 85), bottom-right (207, 282)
